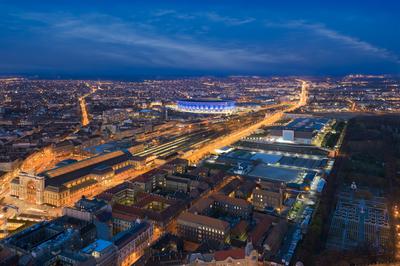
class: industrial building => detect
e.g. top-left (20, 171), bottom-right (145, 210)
top-left (269, 117), bottom-right (332, 144)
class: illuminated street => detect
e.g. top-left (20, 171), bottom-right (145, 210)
top-left (183, 80), bottom-right (308, 163)
top-left (0, 2), bottom-right (398, 265)
top-left (79, 85), bottom-right (97, 126)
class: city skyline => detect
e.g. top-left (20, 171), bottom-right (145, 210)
top-left (1, 2), bottom-right (400, 266)
top-left (1, 0), bottom-right (399, 78)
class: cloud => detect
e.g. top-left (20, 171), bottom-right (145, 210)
top-left (265, 20), bottom-right (400, 64)
top-left (152, 9), bottom-right (176, 17)
top-left (205, 12), bottom-right (255, 26)
top-left (3, 9), bottom-right (398, 75)
top-left (152, 9), bottom-right (195, 20)
top-left (151, 9), bottom-right (255, 26)
top-left (12, 12), bottom-right (301, 72)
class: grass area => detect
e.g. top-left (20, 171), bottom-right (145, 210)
top-left (144, 201), bottom-right (170, 212)
top-left (348, 154), bottom-right (385, 176)
top-left (332, 121), bottom-right (345, 132)
top-left (321, 121), bottom-right (345, 149)
top-left (229, 149), bottom-right (252, 158)
top-left (321, 132), bottom-right (340, 149)
top-left (288, 200), bottom-right (304, 220)
top-left (117, 197), bottom-right (135, 206)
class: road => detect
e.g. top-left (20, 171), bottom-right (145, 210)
top-left (0, 80), bottom-right (309, 238)
top-left (182, 79), bottom-right (309, 163)
top-left (79, 85), bottom-right (97, 126)
top-left (296, 79), bottom-right (308, 107)
top-left (345, 98), bottom-right (357, 112)
top-left (79, 96), bottom-right (89, 126)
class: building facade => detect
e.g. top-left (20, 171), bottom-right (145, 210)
top-left (113, 220), bottom-right (154, 266)
top-left (10, 172), bottom-right (45, 204)
top-left (10, 150), bottom-right (134, 207)
top-left (177, 212), bottom-right (230, 244)
top-left (252, 187), bottom-right (283, 211)
top-left (188, 242), bottom-right (260, 266)
top-left (211, 194), bottom-right (252, 219)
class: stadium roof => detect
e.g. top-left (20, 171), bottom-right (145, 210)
top-left (178, 98), bottom-right (234, 103)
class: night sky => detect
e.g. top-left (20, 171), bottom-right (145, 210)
top-left (1, 0), bottom-right (399, 78)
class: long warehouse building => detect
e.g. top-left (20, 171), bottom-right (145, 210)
top-left (10, 150), bottom-right (134, 207)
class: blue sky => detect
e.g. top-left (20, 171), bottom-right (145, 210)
top-left (0, 0), bottom-right (399, 78)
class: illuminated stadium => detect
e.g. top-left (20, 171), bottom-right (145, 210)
top-left (176, 98), bottom-right (236, 114)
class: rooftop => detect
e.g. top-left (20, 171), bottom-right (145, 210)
top-left (111, 192), bottom-right (184, 224)
top-left (211, 193), bottom-right (251, 209)
top-left (282, 117), bottom-right (330, 132)
top-left (177, 212), bottom-right (229, 231)
top-left (43, 150), bottom-right (126, 177)
top-left (82, 239), bottom-right (114, 254)
top-left (112, 221), bottom-right (150, 248)
top-left (247, 164), bottom-right (304, 183)
top-left (178, 98), bottom-right (234, 103)
top-left (42, 150), bottom-right (132, 187)
top-left (74, 197), bottom-right (108, 213)
top-left (214, 248), bottom-right (245, 261)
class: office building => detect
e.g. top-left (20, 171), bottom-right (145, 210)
top-left (177, 212), bottom-right (230, 244)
